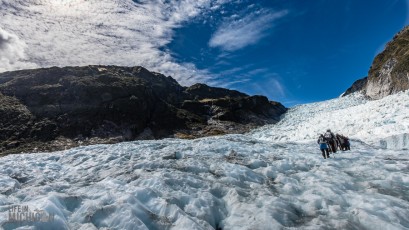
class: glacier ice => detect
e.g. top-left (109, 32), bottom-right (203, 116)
top-left (0, 91), bottom-right (409, 229)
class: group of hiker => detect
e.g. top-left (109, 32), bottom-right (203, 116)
top-left (317, 129), bottom-right (350, 159)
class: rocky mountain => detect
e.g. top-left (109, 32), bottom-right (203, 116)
top-left (344, 26), bottom-right (409, 98)
top-left (0, 66), bottom-right (286, 154)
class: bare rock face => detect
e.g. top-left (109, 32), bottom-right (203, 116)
top-left (343, 77), bottom-right (368, 96)
top-left (0, 66), bottom-right (286, 154)
top-left (344, 26), bottom-right (409, 98)
top-left (366, 58), bottom-right (406, 99)
top-left (0, 93), bottom-right (33, 144)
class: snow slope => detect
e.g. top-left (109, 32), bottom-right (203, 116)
top-left (0, 91), bottom-right (408, 230)
top-left (253, 91), bottom-right (409, 149)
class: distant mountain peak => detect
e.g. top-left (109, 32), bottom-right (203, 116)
top-left (343, 26), bottom-right (409, 98)
top-left (0, 66), bottom-right (286, 154)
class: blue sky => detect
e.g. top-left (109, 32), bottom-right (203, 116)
top-left (166, 0), bottom-right (408, 106)
top-left (0, 0), bottom-right (408, 107)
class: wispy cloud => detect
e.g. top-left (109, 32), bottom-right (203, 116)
top-left (211, 65), bottom-right (287, 101)
top-left (0, 0), bottom-right (231, 85)
top-left (0, 28), bottom-right (38, 72)
top-left (209, 9), bottom-right (288, 51)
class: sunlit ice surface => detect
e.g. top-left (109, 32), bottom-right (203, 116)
top-left (0, 91), bottom-right (408, 229)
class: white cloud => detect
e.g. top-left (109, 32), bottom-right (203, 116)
top-left (248, 77), bottom-right (287, 101)
top-left (0, 28), bottom-right (38, 72)
top-left (0, 0), bottom-right (230, 85)
top-left (209, 9), bottom-right (288, 51)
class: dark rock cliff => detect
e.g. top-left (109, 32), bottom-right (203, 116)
top-left (344, 26), bottom-right (409, 98)
top-left (343, 77), bottom-right (368, 96)
top-left (0, 66), bottom-right (286, 154)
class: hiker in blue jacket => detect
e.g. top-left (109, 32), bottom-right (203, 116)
top-left (317, 134), bottom-right (330, 159)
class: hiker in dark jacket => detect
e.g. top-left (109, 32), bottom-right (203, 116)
top-left (324, 129), bottom-right (337, 153)
top-left (345, 136), bottom-right (351, 150)
top-left (336, 134), bottom-right (345, 150)
top-left (340, 134), bottom-right (350, 150)
top-left (335, 134), bottom-right (349, 151)
top-left (317, 134), bottom-right (330, 159)
top-left (335, 134), bottom-right (341, 150)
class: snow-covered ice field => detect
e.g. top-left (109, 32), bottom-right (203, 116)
top-left (1, 91), bottom-right (409, 230)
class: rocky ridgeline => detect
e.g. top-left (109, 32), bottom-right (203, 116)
top-left (344, 26), bottom-right (409, 98)
top-left (0, 66), bottom-right (286, 154)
